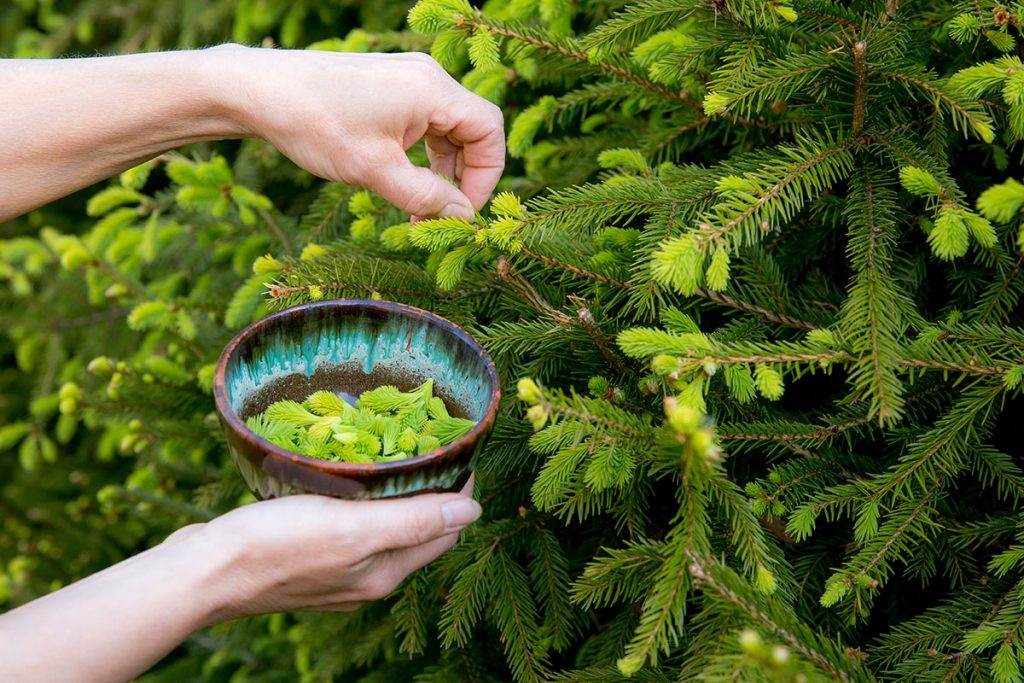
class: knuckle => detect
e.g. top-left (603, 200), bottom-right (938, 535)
top-left (408, 55), bottom-right (443, 80)
top-left (488, 102), bottom-right (504, 125)
top-left (409, 51), bottom-right (439, 66)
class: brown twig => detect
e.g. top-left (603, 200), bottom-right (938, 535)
top-left (852, 40), bottom-right (868, 135)
top-left (568, 295), bottom-right (629, 374)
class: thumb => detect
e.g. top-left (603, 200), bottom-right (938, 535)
top-left (358, 493), bottom-right (482, 553)
top-left (364, 147), bottom-right (476, 220)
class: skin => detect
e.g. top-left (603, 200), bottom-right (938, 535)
top-left (0, 44), bottom-right (504, 682)
top-left (0, 45), bottom-right (505, 221)
top-left (0, 484), bottom-right (482, 683)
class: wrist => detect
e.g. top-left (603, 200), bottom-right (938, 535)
top-left (163, 521), bottom-right (252, 627)
top-left (195, 44), bottom-right (262, 139)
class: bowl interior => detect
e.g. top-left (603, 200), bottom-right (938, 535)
top-left (222, 301), bottom-right (494, 430)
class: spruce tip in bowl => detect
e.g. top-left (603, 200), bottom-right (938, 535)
top-left (213, 299), bottom-right (500, 500)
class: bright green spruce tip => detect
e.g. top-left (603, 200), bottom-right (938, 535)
top-left (245, 379), bottom-right (476, 463)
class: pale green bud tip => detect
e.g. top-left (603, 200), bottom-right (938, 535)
top-left (517, 378), bottom-right (542, 403)
top-left (59, 398), bottom-right (78, 415)
top-left (691, 427), bottom-right (714, 455)
top-left (587, 376), bottom-right (609, 396)
top-left (702, 92), bottom-right (731, 116)
top-left (774, 4), bottom-right (797, 22)
top-left (252, 255), bottom-right (284, 275)
top-left (738, 629), bottom-right (763, 654)
top-left (771, 645), bottom-right (790, 664)
top-left (308, 285), bottom-right (325, 301)
top-left (58, 382), bottom-right (81, 401)
top-left (300, 243), bottom-right (328, 260)
top-left (755, 564), bottom-right (778, 594)
top-left (665, 399), bottom-right (700, 433)
top-left (104, 284), bottom-right (128, 298)
top-left (616, 655), bottom-right (643, 677)
top-left (60, 247), bottom-right (92, 270)
top-left (651, 354), bottom-right (681, 374)
top-left (490, 191), bottom-right (525, 219)
top-left (526, 404), bottom-right (549, 429)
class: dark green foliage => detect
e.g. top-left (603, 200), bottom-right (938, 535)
top-left (5, 0), bottom-right (1024, 682)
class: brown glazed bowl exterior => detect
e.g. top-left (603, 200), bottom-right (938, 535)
top-left (212, 299), bottom-right (500, 500)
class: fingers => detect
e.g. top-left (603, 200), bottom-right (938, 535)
top-left (427, 97), bottom-right (505, 210)
top-left (425, 133), bottom-right (459, 185)
top-left (385, 531), bottom-right (461, 577)
top-left (354, 492), bottom-right (481, 555)
top-left (366, 146), bottom-right (476, 220)
top-left (459, 472), bottom-right (475, 497)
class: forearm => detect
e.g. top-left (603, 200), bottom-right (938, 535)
top-left (0, 526), bottom-right (237, 683)
top-left (0, 49), bottom-right (245, 222)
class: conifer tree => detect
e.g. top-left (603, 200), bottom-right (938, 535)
top-left (3, 1), bottom-right (1024, 681)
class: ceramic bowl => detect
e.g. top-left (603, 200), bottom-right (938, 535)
top-left (213, 299), bottom-right (500, 500)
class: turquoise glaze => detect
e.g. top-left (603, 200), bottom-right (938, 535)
top-left (213, 300), bottom-right (501, 500)
top-left (224, 311), bottom-right (492, 423)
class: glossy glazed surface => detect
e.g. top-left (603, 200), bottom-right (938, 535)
top-left (213, 299), bottom-right (500, 499)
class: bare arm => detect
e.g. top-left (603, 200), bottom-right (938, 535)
top-left (0, 46), bottom-right (504, 222)
top-left (0, 490), bottom-right (481, 683)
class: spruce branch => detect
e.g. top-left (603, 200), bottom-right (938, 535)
top-left (535, 394), bottom-right (656, 445)
top-left (791, 1), bottom-right (859, 29)
top-left (718, 415), bottom-right (871, 444)
top-left (461, 13), bottom-right (769, 130)
top-left (462, 17), bottom-right (695, 107)
top-left (495, 257), bottom-right (630, 373)
top-left (695, 287), bottom-right (820, 330)
top-left (864, 380), bottom-right (1004, 505)
top-left (694, 136), bottom-right (857, 248)
top-left (568, 295), bottom-right (629, 375)
top-left (876, 70), bottom-right (996, 142)
top-left (520, 246), bottom-right (633, 290)
top-left (687, 557), bottom-right (869, 683)
top-left (519, 245), bottom-right (819, 329)
top-left (838, 163), bottom-right (910, 424)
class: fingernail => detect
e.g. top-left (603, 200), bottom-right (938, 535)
top-left (442, 498), bottom-right (482, 533)
top-left (441, 203), bottom-right (475, 221)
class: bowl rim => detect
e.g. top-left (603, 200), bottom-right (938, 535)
top-left (213, 298), bottom-right (501, 475)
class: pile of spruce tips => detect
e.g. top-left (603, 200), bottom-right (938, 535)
top-left (245, 379), bottom-right (475, 462)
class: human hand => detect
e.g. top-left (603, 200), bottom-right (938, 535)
top-left (208, 46), bottom-right (505, 220)
top-left (177, 478), bottom-right (480, 621)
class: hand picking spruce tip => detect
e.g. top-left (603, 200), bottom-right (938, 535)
top-left (244, 379), bottom-right (476, 463)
